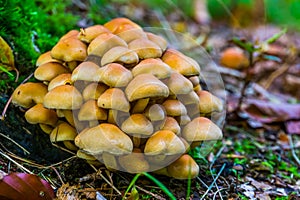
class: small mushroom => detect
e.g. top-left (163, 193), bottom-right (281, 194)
top-left (118, 148), bottom-right (149, 173)
top-left (43, 85), bottom-right (83, 110)
top-left (82, 83), bottom-right (108, 101)
top-left (162, 99), bottom-right (187, 117)
top-left (104, 17), bottom-right (141, 34)
top-left (131, 98), bottom-right (149, 113)
top-left (35, 51), bottom-right (62, 67)
top-left (144, 104), bottom-right (166, 122)
top-left (101, 46), bottom-right (139, 66)
top-left (97, 88), bottom-right (130, 112)
top-left (25, 103), bottom-right (58, 127)
top-left (78, 100), bottom-right (107, 122)
top-left (59, 30), bottom-right (79, 41)
top-left (196, 90), bottom-right (223, 114)
top-left (219, 47), bottom-right (249, 69)
top-left (167, 72), bottom-right (193, 95)
top-left (34, 62), bottom-right (70, 82)
top-left (71, 61), bottom-right (101, 82)
top-left (50, 122), bottom-right (78, 150)
top-left (121, 114), bottom-right (153, 137)
top-left (88, 32), bottom-right (127, 57)
top-left (12, 82), bottom-right (48, 109)
top-left (162, 49), bottom-right (200, 76)
top-left (146, 32), bottom-right (168, 52)
top-left (128, 38), bottom-right (162, 59)
top-left (167, 154), bottom-right (199, 179)
top-left (131, 58), bottom-right (171, 79)
top-left (98, 63), bottom-right (133, 87)
top-left (48, 73), bottom-right (72, 91)
top-left (74, 123), bottom-right (133, 155)
top-left (125, 74), bottom-right (169, 102)
top-left (182, 117), bottom-right (222, 142)
top-left (78, 25), bottom-right (110, 43)
top-left (116, 28), bottom-right (147, 43)
top-left (160, 116), bottom-right (181, 135)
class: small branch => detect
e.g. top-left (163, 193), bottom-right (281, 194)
top-left (0, 132), bottom-right (30, 154)
top-left (0, 150), bottom-right (33, 174)
top-left (135, 185), bottom-right (166, 200)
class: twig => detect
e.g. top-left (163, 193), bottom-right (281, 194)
top-left (213, 187), bottom-right (227, 200)
top-left (0, 73), bottom-right (33, 120)
top-left (197, 176), bottom-right (209, 189)
top-left (51, 143), bottom-right (76, 155)
top-left (135, 185), bottom-right (166, 200)
top-left (262, 63), bottom-right (289, 89)
top-left (0, 132), bottom-right (30, 154)
top-left (0, 150), bottom-right (33, 174)
top-left (288, 135), bottom-right (300, 166)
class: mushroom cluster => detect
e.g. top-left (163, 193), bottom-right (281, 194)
top-left (11, 18), bottom-right (223, 179)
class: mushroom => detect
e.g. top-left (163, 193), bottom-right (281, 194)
top-left (125, 74), bottom-right (169, 102)
top-left (162, 49), bottom-right (200, 76)
top-left (43, 85), bottom-right (83, 110)
top-left (167, 154), bottom-right (199, 179)
top-left (219, 47), bottom-right (249, 69)
top-left (24, 103), bottom-right (58, 127)
top-left (196, 90), bottom-right (223, 114)
top-left (97, 88), bottom-right (130, 112)
top-left (131, 98), bottom-right (150, 113)
top-left (74, 123), bottom-right (133, 155)
top-left (71, 61), bottom-right (101, 82)
top-left (182, 117), bottom-right (223, 143)
top-left (116, 28), bottom-right (147, 43)
top-left (50, 122), bottom-right (78, 151)
top-left (78, 100), bottom-right (107, 125)
top-left (167, 72), bottom-right (193, 95)
top-left (82, 83), bottom-right (108, 101)
top-left (59, 30), bottom-right (79, 41)
top-left (146, 32), bottom-right (168, 52)
top-left (101, 46), bottom-right (139, 66)
top-left (34, 62), bottom-right (70, 82)
top-left (48, 73), bottom-right (72, 91)
top-left (131, 58), bottom-right (171, 79)
top-left (128, 38), bottom-right (162, 59)
top-left (104, 17), bottom-right (141, 34)
top-left (160, 116), bottom-right (181, 135)
top-left (78, 25), bottom-right (110, 43)
top-left (87, 32), bottom-right (127, 57)
top-left (98, 63), bottom-right (133, 87)
top-left (12, 82), bottom-right (48, 109)
top-left (121, 114), bottom-right (153, 137)
top-left (162, 99), bottom-right (187, 117)
top-left (35, 51), bottom-right (62, 67)
top-left (118, 148), bottom-right (149, 173)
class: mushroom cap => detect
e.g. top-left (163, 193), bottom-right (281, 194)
top-left (78, 100), bottom-right (107, 121)
top-left (162, 99), bottom-right (187, 116)
top-left (121, 114), bottom-right (153, 137)
top-left (82, 83), bottom-right (108, 101)
top-left (74, 123), bottom-right (133, 155)
top-left (76, 150), bottom-right (97, 161)
top-left (101, 46), bottom-right (139, 66)
top-left (51, 36), bottom-right (87, 62)
top-left (25, 103), bottom-right (58, 126)
top-left (118, 148), bottom-right (149, 173)
top-left (12, 82), bottom-right (48, 108)
top-left (197, 90), bottom-right (223, 114)
top-left (160, 116), bottom-right (181, 135)
top-left (35, 51), bottom-right (62, 67)
top-left (43, 85), bottom-right (83, 110)
top-left (48, 73), bottom-right (72, 91)
top-left (50, 122), bottom-right (77, 142)
top-left (177, 91), bottom-right (200, 105)
top-left (131, 58), bottom-right (172, 79)
top-left (71, 61), bottom-right (101, 82)
top-left (59, 30), bottom-right (79, 41)
top-left (146, 32), bottom-right (168, 52)
top-left (131, 98), bottom-right (149, 113)
top-left (182, 117), bottom-right (222, 142)
top-left (125, 74), bottom-right (169, 102)
top-left (167, 154), bottom-right (199, 179)
top-left (116, 27), bottom-right (147, 43)
top-left (128, 38), bottom-right (162, 59)
top-left (167, 72), bottom-right (193, 95)
top-left (220, 47), bottom-right (249, 69)
top-left (162, 49), bottom-right (200, 76)
top-left (98, 63), bottom-right (133, 87)
top-left (97, 88), bottom-right (130, 112)
top-left (78, 25), bottom-right (110, 43)
top-left (104, 17), bottom-right (141, 34)
top-left (87, 32), bottom-right (127, 57)
top-left (144, 104), bottom-right (166, 122)
top-left (34, 62), bottom-right (70, 82)
top-left (144, 130), bottom-right (185, 156)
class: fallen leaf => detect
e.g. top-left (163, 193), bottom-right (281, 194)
top-left (0, 36), bottom-right (16, 72)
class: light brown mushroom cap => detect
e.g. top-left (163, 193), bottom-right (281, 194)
top-left (177, 91), bottom-right (200, 105)
top-left (74, 123), bottom-right (133, 155)
top-left (160, 117), bottom-right (181, 135)
top-left (50, 122), bottom-right (78, 143)
top-left (87, 32), bottom-right (127, 57)
top-left (51, 36), bottom-right (87, 62)
top-left (78, 100), bottom-right (107, 121)
top-left (144, 104), bottom-right (166, 122)
top-left (34, 62), bottom-right (70, 82)
top-left (125, 74), bottom-right (169, 102)
top-left (167, 154), bottom-right (199, 179)
top-left (78, 25), bottom-right (110, 43)
top-left (97, 88), bottom-right (130, 112)
top-left (35, 51), bottom-right (62, 67)
top-left (197, 90), bottom-right (223, 114)
top-left (98, 63), bottom-right (133, 87)
top-left (12, 82), bottom-right (48, 108)
top-left (82, 83), bottom-right (108, 101)
top-left (101, 46), bottom-right (139, 66)
top-left (25, 103), bottom-right (58, 126)
top-left (144, 130), bottom-right (185, 156)
top-left (167, 72), bottom-right (193, 95)
top-left (131, 58), bottom-right (172, 79)
top-left (48, 73), bottom-right (72, 91)
top-left (59, 30), bottom-right (79, 41)
top-left (182, 117), bottom-right (222, 142)
top-left (175, 114), bottom-right (191, 126)
top-left (146, 32), bottom-right (168, 52)
top-left (162, 49), bottom-right (200, 76)
top-left (162, 99), bottom-right (187, 116)
top-left (71, 61), bottom-right (101, 82)
top-left (116, 27), bottom-right (147, 43)
top-left (39, 124), bottom-right (54, 134)
top-left (76, 150), bottom-right (97, 161)
top-left (119, 148), bottom-right (149, 173)
top-left (121, 114), bottom-right (153, 137)
top-left (104, 17), bottom-right (141, 34)
top-left (128, 38), bottom-right (162, 59)
top-left (43, 85), bottom-right (83, 110)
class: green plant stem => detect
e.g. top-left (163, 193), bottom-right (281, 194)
top-left (122, 173), bottom-right (142, 200)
